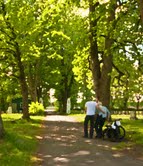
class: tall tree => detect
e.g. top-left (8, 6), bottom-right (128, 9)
top-left (88, 0), bottom-right (116, 107)
top-left (0, 113), bottom-right (4, 138)
top-left (0, 0), bottom-right (30, 119)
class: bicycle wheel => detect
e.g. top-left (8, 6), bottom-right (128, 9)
top-left (103, 128), bottom-right (115, 141)
top-left (102, 128), bottom-right (108, 140)
top-left (108, 128), bottom-right (117, 142)
top-left (116, 126), bottom-right (126, 140)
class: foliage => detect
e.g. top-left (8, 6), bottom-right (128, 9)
top-left (0, 0), bottom-right (143, 114)
top-left (29, 102), bottom-right (44, 115)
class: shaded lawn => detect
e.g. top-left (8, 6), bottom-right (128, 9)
top-left (72, 113), bottom-right (143, 147)
top-left (0, 114), bottom-right (44, 166)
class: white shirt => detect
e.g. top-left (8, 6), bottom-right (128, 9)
top-left (85, 101), bottom-right (97, 115)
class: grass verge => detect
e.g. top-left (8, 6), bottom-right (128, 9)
top-left (0, 114), bottom-right (44, 166)
top-left (71, 113), bottom-right (143, 151)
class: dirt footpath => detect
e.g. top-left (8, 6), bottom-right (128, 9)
top-left (33, 115), bottom-right (143, 166)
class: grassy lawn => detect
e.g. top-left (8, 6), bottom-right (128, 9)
top-left (0, 114), bottom-right (44, 166)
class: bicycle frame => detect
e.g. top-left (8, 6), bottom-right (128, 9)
top-left (103, 118), bottom-right (126, 142)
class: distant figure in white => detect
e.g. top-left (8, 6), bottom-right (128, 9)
top-left (7, 106), bottom-right (12, 114)
top-left (66, 98), bottom-right (71, 114)
top-left (39, 98), bottom-right (43, 105)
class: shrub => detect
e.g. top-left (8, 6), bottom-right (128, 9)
top-left (29, 102), bottom-right (44, 115)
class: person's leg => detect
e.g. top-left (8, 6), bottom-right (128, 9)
top-left (89, 115), bottom-right (95, 138)
top-left (98, 117), bottom-right (106, 138)
top-left (84, 116), bottom-right (89, 137)
top-left (94, 114), bottom-right (100, 137)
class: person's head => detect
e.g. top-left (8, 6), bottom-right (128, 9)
top-left (88, 96), bottom-right (95, 101)
top-left (95, 98), bottom-right (99, 103)
top-left (89, 96), bottom-right (99, 102)
top-left (98, 101), bottom-right (102, 106)
top-left (91, 96), bottom-right (99, 102)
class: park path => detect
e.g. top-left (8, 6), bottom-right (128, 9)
top-left (33, 109), bottom-right (143, 166)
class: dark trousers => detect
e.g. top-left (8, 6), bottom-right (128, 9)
top-left (84, 115), bottom-right (95, 138)
top-left (94, 114), bottom-right (106, 138)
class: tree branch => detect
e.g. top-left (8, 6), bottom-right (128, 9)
top-left (0, 47), bottom-right (16, 54)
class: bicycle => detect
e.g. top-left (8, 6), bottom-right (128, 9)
top-left (102, 118), bottom-right (126, 142)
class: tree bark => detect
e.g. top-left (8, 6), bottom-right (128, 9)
top-left (15, 45), bottom-right (29, 119)
top-left (100, 1), bottom-right (116, 105)
top-left (58, 64), bottom-right (74, 113)
top-left (100, 51), bottom-right (113, 107)
top-left (60, 73), bottom-right (69, 113)
top-left (89, 1), bottom-right (116, 107)
top-left (0, 113), bottom-right (5, 139)
top-left (137, 0), bottom-right (143, 26)
top-left (28, 63), bottom-right (38, 102)
top-left (89, 0), bottom-right (101, 98)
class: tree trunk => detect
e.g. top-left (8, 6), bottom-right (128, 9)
top-left (37, 86), bottom-right (42, 103)
top-left (61, 74), bottom-right (68, 113)
top-left (28, 59), bottom-right (42, 102)
top-left (16, 45), bottom-right (29, 120)
top-left (28, 64), bottom-right (37, 102)
top-left (100, 51), bottom-right (113, 107)
top-left (89, 0), bottom-right (101, 98)
top-left (0, 92), bottom-right (7, 113)
top-left (138, 0), bottom-right (143, 26)
top-left (29, 82), bottom-right (37, 102)
top-left (130, 111), bottom-right (138, 120)
top-left (20, 78), bottom-right (29, 120)
top-left (130, 99), bottom-right (139, 120)
top-left (89, 1), bottom-right (116, 107)
top-left (0, 113), bottom-right (5, 139)
top-left (2, 2), bottom-right (29, 120)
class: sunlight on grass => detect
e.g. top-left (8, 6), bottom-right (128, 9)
top-left (112, 114), bottom-right (143, 120)
top-left (70, 113), bottom-right (143, 150)
top-left (0, 113), bottom-right (44, 166)
top-left (70, 113), bottom-right (85, 122)
top-left (2, 113), bottom-right (22, 121)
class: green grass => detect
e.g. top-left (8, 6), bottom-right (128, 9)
top-left (71, 113), bottom-right (143, 149)
top-left (0, 114), bottom-right (44, 166)
top-left (111, 115), bottom-right (143, 143)
top-left (111, 115), bottom-right (143, 152)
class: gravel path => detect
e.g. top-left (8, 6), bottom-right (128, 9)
top-left (33, 114), bottom-right (143, 166)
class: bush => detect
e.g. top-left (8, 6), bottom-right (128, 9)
top-left (29, 102), bottom-right (44, 115)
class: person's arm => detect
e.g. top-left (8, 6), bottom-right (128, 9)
top-left (96, 104), bottom-right (105, 114)
top-left (106, 108), bottom-right (110, 121)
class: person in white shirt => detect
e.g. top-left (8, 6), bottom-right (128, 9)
top-left (94, 102), bottom-right (110, 138)
top-left (84, 98), bottom-right (105, 139)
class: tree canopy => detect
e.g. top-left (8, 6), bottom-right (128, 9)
top-left (0, 0), bottom-right (143, 119)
